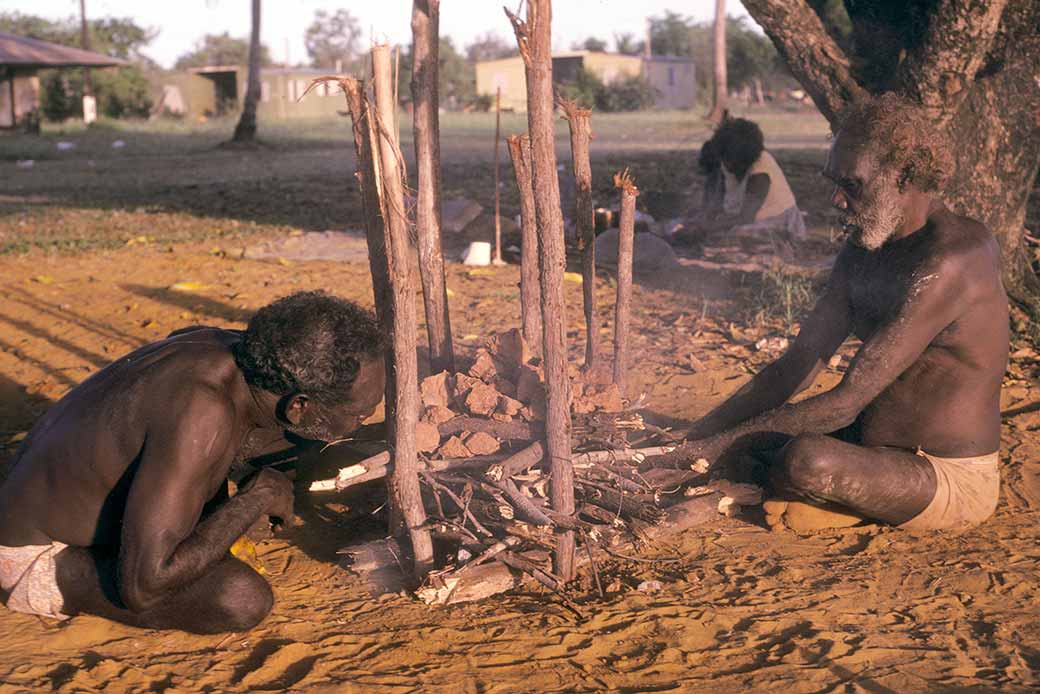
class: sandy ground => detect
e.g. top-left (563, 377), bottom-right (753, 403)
top-left (0, 232), bottom-right (1038, 694)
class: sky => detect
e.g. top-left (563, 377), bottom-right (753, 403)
top-left (12, 1), bottom-right (753, 68)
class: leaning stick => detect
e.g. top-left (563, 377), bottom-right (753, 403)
top-left (371, 44), bottom-right (434, 577)
top-left (410, 0), bottom-right (455, 373)
top-left (506, 0), bottom-right (576, 581)
top-left (559, 96), bottom-right (597, 370)
top-left (493, 86), bottom-right (504, 264)
top-left (613, 169), bottom-right (639, 396)
top-left (506, 133), bottom-right (542, 350)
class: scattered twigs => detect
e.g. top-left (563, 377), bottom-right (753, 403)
top-left (493, 477), bottom-right (553, 526)
top-left (576, 479), bottom-right (666, 524)
top-left (613, 169), bottom-right (639, 397)
top-left (459, 535), bottom-right (520, 572)
top-left (580, 528), bottom-right (605, 599)
top-left (559, 96), bottom-right (597, 370)
top-left (410, 0), bottom-right (455, 373)
top-left (486, 441), bottom-right (545, 481)
top-left (507, 133), bottom-right (542, 351)
top-left (420, 471), bottom-right (494, 537)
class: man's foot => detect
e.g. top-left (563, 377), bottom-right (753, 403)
top-left (763, 498), bottom-right (865, 533)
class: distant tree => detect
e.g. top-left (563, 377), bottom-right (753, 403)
top-left (465, 32), bottom-right (516, 62)
top-left (648, 10), bottom-right (695, 56)
top-left (231, 0), bottom-right (262, 143)
top-left (613, 32), bottom-right (644, 56)
top-left (303, 8), bottom-right (361, 69)
top-left (573, 36), bottom-right (608, 52)
top-left (556, 67), bottom-right (656, 112)
top-left (400, 37), bottom-right (475, 109)
top-left (0, 12), bottom-right (156, 120)
top-left (174, 31), bottom-right (271, 69)
top-left (727, 16), bottom-right (779, 101)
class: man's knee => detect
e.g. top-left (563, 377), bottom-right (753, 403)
top-left (212, 563), bottom-right (273, 632)
top-left (778, 434), bottom-right (841, 495)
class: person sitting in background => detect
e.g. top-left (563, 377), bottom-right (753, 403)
top-left (676, 115), bottom-right (806, 245)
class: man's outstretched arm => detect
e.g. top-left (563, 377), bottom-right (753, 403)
top-left (117, 390), bottom-right (292, 613)
top-left (689, 257), bottom-right (969, 463)
top-left (688, 248), bottom-right (854, 439)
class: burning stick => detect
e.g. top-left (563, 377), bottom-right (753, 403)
top-left (506, 0), bottom-right (576, 581)
top-left (559, 96), bottom-right (597, 370)
top-left (613, 169), bottom-right (639, 396)
top-left (506, 133), bottom-right (542, 351)
top-left (410, 0), bottom-right (455, 373)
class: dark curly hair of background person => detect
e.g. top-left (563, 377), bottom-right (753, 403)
top-left (233, 291), bottom-right (384, 403)
top-left (836, 92), bottom-right (954, 193)
top-left (713, 117), bottom-right (765, 180)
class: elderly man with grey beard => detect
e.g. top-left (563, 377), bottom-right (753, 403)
top-left (665, 93), bottom-right (1008, 533)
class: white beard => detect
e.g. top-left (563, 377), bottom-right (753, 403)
top-left (842, 173), bottom-right (905, 251)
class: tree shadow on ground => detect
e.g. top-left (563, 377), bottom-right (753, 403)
top-left (121, 284), bottom-right (253, 325)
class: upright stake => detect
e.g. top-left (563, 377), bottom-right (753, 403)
top-left (506, 0), bottom-right (575, 581)
top-left (613, 169), bottom-right (639, 396)
top-left (493, 86), bottom-right (504, 264)
top-left (371, 45), bottom-right (434, 577)
top-left (507, 133), bottom-right (543, 351)
top-left (559, 97), bottom-right (597, 370)
top-left (410, 0), bottom-right (455, 373)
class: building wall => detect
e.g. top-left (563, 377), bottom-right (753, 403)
top-left (0, 73), bottom-right (40, 128)
top-left (162, 68), bottom-right (347, 121)
top-left (581, 53), bottom-right (642, 84)
top-left (474, 57), bottom-right (528, 111)
top-left (645, 60), bottom-right (697, 109)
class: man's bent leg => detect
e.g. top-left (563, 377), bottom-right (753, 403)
top-left (772, 434), bottom-right (937, 526)
top-left (53, 547), bottom-right (273, 634)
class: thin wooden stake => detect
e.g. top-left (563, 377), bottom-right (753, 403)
top-left (372, 44), bottom-right (434, 577)
top-left (410, 0), bottom-right (455, 373)
top-left (507, 133), bottom-right (542, 351)
top-left (506, 0), bottom-right (576, 582)
top-left (559, 96), bottom-right (597, 370)
top-left (493, 86), bottom-right (504, 265)
top-left (613, 169), bottom-right (639, 397)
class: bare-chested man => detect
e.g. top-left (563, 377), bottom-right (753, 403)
top-left (675, 93), bottom-right (1008, 531)
top-left (0, 291), bottom-right (385, 633)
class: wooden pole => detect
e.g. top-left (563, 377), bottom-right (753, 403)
top-left (708, 0), bottom-right (728, 123)
top-left (506, 133), bottom-right (543, 352)
top-left (410, 0), bottom-right (455, 373)
top-left (493, 86), bottom-right (504, 264)
top-left (371, 45), bottom-right (435, 577)
top-left (613, 169), bottom-right (639, 396)
top-left (559, 97), bottom-right (597, 370)
top-left (506, 0), bottom-right (576, 581)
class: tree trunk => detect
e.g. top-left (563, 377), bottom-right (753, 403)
top-left (232, 0), bottom-right (262, 143)
top-left (613, 170), bottom-right (638, 396)
top-left (560, 98), bottom-right (597, 370)
top-left (506, 0), bottom-right (576, 582)
top-left (742, 0), bottom-right (1040, 295)
top-left (372, 45), bottom-right (435, 577)
top-left (507, 134), bottom-right (543, 350)
top-left (707, 0), bottom-right (728, 123)
top-left (410, 0), bottom-right (455, 373)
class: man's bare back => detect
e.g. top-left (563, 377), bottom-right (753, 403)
top-left (0, 292), bottom-right (385, 633)
top-left (672, 94), bottom-right (1008, 530)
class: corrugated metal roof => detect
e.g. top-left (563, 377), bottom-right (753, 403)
top-left (0, 31), bottom-right (128, 69)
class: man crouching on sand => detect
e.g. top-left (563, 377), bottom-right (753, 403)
top-left (671, 93), bottom-right (1008, 532)
top-left (0, 291), bottom-right (384, 633)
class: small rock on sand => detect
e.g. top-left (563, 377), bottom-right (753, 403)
top-left (464, 431), bottom-right (501, 455)
top-left (420, 371), bottom-right (453, 409)
top-left (465, 382), bottom-right (502, 417)
top-left (437, 435), bottom-right (472, 459)
top-left (422, 405), bottom-right (457, 425)
top-left (416, 421), bottom-right (441, 453)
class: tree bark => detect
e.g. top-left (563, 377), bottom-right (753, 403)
top-left (613, 170), bottom-right (638, 396)
top-left (494, 87), bottom-right (504, 264)
top-left (371, 45), bottom-right (435, 578)
top-left (559, 97), bottom-right (597, 370)
top-left (506, 0), bottom-right (576, 582)
top-left (707, 0), bottom-right (729, 123)
top-left (507, 133), bottom-right (543, 351)
top-left (743, 0), bottom-right (1040, 296)
top-left (232, 0), bottom-right (262, 143)
top-left (410, 0), bottom-right (455, 373)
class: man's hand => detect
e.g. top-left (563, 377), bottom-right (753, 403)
top-left (242, 468), bottom-right (294, 528)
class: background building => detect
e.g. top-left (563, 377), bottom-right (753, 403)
top-left (475, 51), bottom-right (696, 111)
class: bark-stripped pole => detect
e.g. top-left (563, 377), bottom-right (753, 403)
top-left (559, 97), bottom-right (597, 370)
top-left (507, 133), bottom-right (543, 351)
top-left (613, 169), bottom-right (639, 396)
top-left (505, 0), bottom-right (576, 581)
top-left (410, 0), bottom-right (455, 373)
top-left (493, 86), bottom-right (503, 264)
top-left (371, 45), bottom-right (435, 577)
